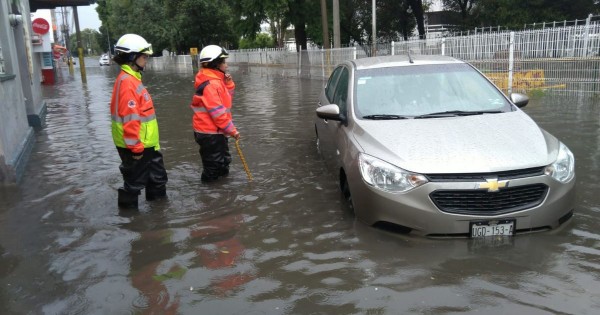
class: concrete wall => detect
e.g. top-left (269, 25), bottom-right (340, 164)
top-left (0, 1), bottom-right (37, 184)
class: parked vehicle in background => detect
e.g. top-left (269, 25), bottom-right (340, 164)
top-left (99, 54), bottom-right (110, 66)
top-left (315, 54), bottom-right (576, 238)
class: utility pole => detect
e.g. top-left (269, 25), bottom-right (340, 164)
top-left (320, 0), bottom-right (330, 49)
top-left (333, 0), bottom-right (340, 48)
top-left (61, 7), bottom-right (74, 74)
top-left (72, 6), bottom-right (87, 83)
top-left (106, 26), bottom-right (111, 58)
top-left (372, 0), bottom-right (376, 56)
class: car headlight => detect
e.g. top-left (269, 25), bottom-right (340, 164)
top-left (544, 142), bottom-right (575, 183)
top-left (358, 153), bottom-right (428, 193)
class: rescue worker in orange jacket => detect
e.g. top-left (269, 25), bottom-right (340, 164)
top-left (110, 34), bottom-right (168, 208)
top-left (190, 45), bottom-right (240, 182)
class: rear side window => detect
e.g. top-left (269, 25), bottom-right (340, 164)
top-left (333, 68), bottom-right (350, 114)
top-left (325, 67), bottom-right (343, 102)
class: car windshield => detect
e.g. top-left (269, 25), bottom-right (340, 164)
top-left (354, 63), bottom-right (511, 118)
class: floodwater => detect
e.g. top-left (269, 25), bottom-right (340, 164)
top-left (0, 59), bottom-right (599, 315)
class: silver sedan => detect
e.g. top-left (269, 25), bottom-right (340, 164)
top-left (315, 55), bottom-right (575, 238)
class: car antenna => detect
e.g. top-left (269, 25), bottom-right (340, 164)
top-left (407, 49), bottom-right (414, 64)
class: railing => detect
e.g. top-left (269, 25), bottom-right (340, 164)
top-left (225, 21), bottom-right (600, 95)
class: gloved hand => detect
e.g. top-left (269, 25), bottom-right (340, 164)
top-left (224, 73), bottom-right (233, 83)
top-left (232, 132), bottom-right (241, 141)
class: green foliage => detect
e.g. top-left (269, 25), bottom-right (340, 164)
top-left (443, 0), bottom-right (600, 30)
top-left (238, 33), bottom-right (275, 49)
top-left (68, 28), bottom-right (103, 56)
top-left (97, 0), bottom-right (237, 54)
top-left (94, 0), bottom-right (599, 55)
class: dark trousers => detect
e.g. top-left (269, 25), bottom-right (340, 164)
top-left (117, 147), bottom-right (168, 196)
top-left (194, 132), bottom-right (231, 181)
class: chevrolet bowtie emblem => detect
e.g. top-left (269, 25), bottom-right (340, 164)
top-left (479, 178), bottom-right (509, 192)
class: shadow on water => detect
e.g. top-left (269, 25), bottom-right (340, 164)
top-left (0, 62), bottom-right (599, 314)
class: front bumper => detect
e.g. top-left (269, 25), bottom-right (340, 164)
top-left (350, 172), bottom-right (576, 237)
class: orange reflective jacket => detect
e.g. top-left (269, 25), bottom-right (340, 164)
top-left (110, 66), bottom-right (160, 154)
top-left (190, 68), bottom-right (237, 136)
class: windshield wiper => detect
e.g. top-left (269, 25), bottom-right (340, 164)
top-left (413, 110), bottom-right (503, 119)
top-left (362, 114), bottom-right (407, 120)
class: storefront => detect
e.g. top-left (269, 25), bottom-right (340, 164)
top-left (31, 11), bottom-right (55, 84)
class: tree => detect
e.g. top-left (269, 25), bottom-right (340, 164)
top-left (442, 0), bottom-right (476, 23)
top-left (96, 0), bottom-right (237, 54)
top-left (377, 0), bottom-right (418, 41)
top-left (68, 28), bottom-right (102, 56)
top-left (239, 33), bottom-right (275, 49)
top-left (407, 0), bottom-right (426, 39)
top-left (444, 0), bottom-right (600, 30)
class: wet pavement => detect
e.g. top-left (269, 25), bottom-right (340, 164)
top-left (0, 59), bottom-right (599, 314)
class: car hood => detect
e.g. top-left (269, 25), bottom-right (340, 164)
top-left (353, 111), bottom-right (559, 174)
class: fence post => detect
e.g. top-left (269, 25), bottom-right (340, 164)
top-left (508, 31), bottom-right (515, 95)
top-left (441, 38), bottom-right (446, 56)
top-left (321, 47), bottom-right (325, 78)
top-left (353, 46), bottom-right (357, 60)
top-left (298, 49), bottom-right (301, 76)
top-left (391, 41), bottom-right (395, 55)
top-left (584, 14), bottom-right (592, 57)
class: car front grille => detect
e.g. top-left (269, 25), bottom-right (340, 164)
top-left (430, 184), bottom-right (549, 215)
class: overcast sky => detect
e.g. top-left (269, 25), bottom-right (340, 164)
top-left (76, 4), bottom-right (101, 31)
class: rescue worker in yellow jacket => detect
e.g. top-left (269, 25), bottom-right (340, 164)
top-left (110, 34), bottom-right (168, 208)
top-left (190, 45), bottom-right (240, 182)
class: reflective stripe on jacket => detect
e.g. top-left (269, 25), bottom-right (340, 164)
top-left (110, 65), bottom-right (160, 153)
top-left (190, 68), bottom-right (237, 136)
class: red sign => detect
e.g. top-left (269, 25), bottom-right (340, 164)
top-left (32, 18), bottom-right (50, 35)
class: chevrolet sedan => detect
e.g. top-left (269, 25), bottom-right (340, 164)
top-left (315, 55), bottom-right (575, 238)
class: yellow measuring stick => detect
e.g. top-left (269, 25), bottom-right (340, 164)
top-left (235, 139), bottom-right (253, 181)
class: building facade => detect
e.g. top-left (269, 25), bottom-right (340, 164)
top-left (0, 0), bottom-right (43, 184)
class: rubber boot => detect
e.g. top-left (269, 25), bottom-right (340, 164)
top-left (219, 165), bottom-right (230, 177)
top-left (146, 187), bottom-right (167, 201)
top-left (201, 170), bottom-right (219, 182)
top-left (118, 188), bottom-right (139, 209)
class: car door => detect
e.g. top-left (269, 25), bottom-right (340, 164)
top-left (316, 66), bottom-right (350, 170)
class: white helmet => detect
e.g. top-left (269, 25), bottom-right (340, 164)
top-left (199, 45), bottom-right (229, 63)
top-left (114, 34), bottom-right (153, 55)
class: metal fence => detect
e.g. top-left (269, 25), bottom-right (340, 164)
top-left (227, 22), bottom-right (600, 95)
top-left (146, 54), bottom-right (193, 73)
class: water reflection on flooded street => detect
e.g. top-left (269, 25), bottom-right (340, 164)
top-left (0, 62), bottom-right (599, 314)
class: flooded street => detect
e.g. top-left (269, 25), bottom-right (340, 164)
top-left (1, 61), bottom-right (599, 314)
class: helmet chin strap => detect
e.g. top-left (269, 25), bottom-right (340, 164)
top-left (135, 61), bottom-right (144, 72)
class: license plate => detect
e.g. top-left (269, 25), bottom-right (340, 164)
top-left (470, 219), bottom-right (515, 238)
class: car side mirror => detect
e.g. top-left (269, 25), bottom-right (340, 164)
top-left (316, 104), bottom-right (344, 122)
top-left (510, 93), bottom-right (529, 108)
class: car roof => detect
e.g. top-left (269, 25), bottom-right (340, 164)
top-left (350, 54), bottom-right (464, 70)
